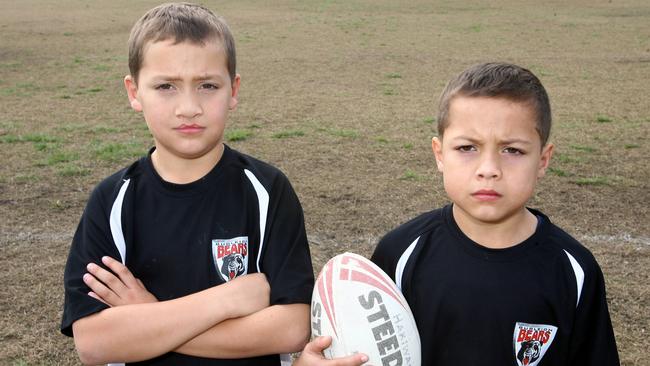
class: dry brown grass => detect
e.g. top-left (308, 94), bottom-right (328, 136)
top-left (1, 0), bottom-right (648, 364)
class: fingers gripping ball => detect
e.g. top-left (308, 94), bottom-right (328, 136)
top-left (311, 252), bottom-right (421, 366)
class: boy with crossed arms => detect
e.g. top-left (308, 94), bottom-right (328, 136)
top-left (62, 3), bottom-right (313, 365)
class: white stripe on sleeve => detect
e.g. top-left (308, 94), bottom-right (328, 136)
top-left (395, 236), bottom-right (421, 291)
top-left (244, 169), bottom-right (270, 273)
top-left (109, 179), bottom-right (130, 264)
top-left (564, 249), bottom-right (585, 307)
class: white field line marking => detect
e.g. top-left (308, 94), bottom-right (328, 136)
top-left (0, 231), bottom-right (74, 245)
top-left (0, 231), bottom-right (648, 247)
top-left (578, 234), bottom-right (650, 247)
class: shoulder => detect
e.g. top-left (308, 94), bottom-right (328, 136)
top-left (372, 207), bottom-right (446, 277)
top-left (87, 159), bottom-right (144, 208)
top-left (534, 210), bottom-right (600, 270)
top-left (224, 145), bottom-right (292, 191)
top-left (380, 208), bottom-right (444, 247)
top-left (531, 209), bottom-right (604, 300)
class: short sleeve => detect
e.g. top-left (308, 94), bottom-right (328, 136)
top-left (60, 183), bottom-right (123, 336)
top-left (259, 175), bottom-right (314, 305)
top-left (567, 254), bottom-right (620, 365)
top-left (371, 234), bottom-right (400, 282)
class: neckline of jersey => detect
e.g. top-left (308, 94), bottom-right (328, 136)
top-left (142, 144), bottom-right (232, 196)
top-left (443, 204), bottom-right (549, 262)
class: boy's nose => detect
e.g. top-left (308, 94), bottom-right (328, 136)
top-left (175, 91), bottom-right (202, 119)
top-left (476, 152), bottom-right (501, 179)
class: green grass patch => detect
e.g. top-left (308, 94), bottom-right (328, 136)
top-left (403, 143), bottom-right (413, 149)
top-left (400, 170), bottom-right (421, 181)
top-left (272, 129), bottom-right (305, 139)
top-left (1, 87), bottom-right (18, 95)
top-left (554, 153), bottom-right (579, 163)
top-left (570, 145), bottom-right (596, 153)
top-left (423, 116), bottom-right (436, 124)
top-left (45, 150), bottom-right (79, 165)
top-left (91, 126), bottom-right (120, 134)
top-left (136, 122), bottom-right (150, 131)
top-left (383, 88), bottom-right (396, 95)
top-left (326, 128), bottom-right (358, 138)
top-left (573, 177), bottom-right (609, 186)
top-left (624, 144), bottom-right (640, 149)
top-left (0, 134), bottom-right (22, 143)
top-left (0, 61), bottom-right (22, 69)
top-left (93, 142), bottom-right (145, 162)
top-left (56, 123), bottom-right (86, 132)
top-left (0, 120), bottom-right (20, 130)
top-left (58, 164), bottom-right (91, 177)
top-left (11, 359), bottom-right (29, 366)
top-left (3, 83), bottom-right (39, 96)
top-left (34, 142), bottom-right (47, 151)
top-left (548, 167), bottom-right (569, 177)
top-left (386, 72), bottom-right (402, 79)
top-left (376, 137), bottom-right (388, 143)
top-left (596, 115), bottom-right (612, 123)
top-left (17, 82), bottom-right (39, 90)
top-left (63, 32), bottom-right (73, 37)
top-left (13, 174), bottom-right (38, 184)
top-left (87, 87), bottom-right (104, 93)
top-left (225, 129), bottom-right (252, 142)
top-left (24, 134), bottom-right (57, 143)
top-left (0, 134), bottom-right (58, 144)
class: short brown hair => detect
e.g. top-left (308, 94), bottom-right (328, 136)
top-left (128, 2), bottom-right (236, 82)
top-left (437, 62), bottom-right (552, 146)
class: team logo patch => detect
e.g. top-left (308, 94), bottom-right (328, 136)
top-left (513, 322), bottom-right (557, 366)
top-left (212, 236), bottom-right (248, 282)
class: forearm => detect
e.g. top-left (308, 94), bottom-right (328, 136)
top-left (176, 303), bottom-right (310, 359)
top-left (73, 285), bottom-right (233, 364)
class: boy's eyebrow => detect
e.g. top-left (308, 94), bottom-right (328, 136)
top-left (152, 73), bottom-right (226, 82)
top-left (451, 135), bottom-right (534, 145)
top-left (499, 138), bottom-right (533, 145)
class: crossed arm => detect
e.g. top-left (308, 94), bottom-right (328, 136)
top-left (75, 256), bottom-right (309, 364)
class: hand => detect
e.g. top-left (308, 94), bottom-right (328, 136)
top-left (294, 336), bottom-right (369, 366)
top-left (221, 273), bottom-right (270, 318)
top-left (84, 256), bottom-right (158, 306)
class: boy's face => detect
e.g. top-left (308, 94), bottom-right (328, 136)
top-left (124, 38), bottom-right (240, 161)
top-left (432, 96), bottom-right (553, 226)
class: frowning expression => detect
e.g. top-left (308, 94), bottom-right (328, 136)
top-left (125, 38), bottom-right (240, 161)
top-left (432, 96), bottom-right (553, 226)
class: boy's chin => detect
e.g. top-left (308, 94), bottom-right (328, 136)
top-left (153, 142), bottom-right (224, 161)
top-left (453, 203), bottom-right (527, 224)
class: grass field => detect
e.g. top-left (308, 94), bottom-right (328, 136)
top-left (1, 0), bottom-right (648, 364)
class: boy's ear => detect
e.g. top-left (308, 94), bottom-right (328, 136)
top-left (124, 75), bottom-right (142, 112)
top-left (432, 137), bottom-right (444, 172)
top-left (537, 143), bottom-right (554, 178)
top-left (229, 74), bottom-right (241, 111)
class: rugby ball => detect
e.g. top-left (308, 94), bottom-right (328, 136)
top-left (311, 252), bottom-right (421, 366)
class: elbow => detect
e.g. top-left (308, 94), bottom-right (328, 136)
top-left (75, 339), bottom-right (106, 365)
top-left (290, 330), bottom-right (311, 353)
top-left (284, 326), bottom-right (310, 353)
top-left (284, 306), bottom-right (311, 353)
top-left (72, 319), bottom-right (113, 365)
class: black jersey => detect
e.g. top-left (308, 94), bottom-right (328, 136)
top-left (61, 145), bottom-right (314, 365)
top-left (371, 204), bottom-right (619, 366)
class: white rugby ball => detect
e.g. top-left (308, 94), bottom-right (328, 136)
top-left (311, 252), bottom-right (421, 366)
